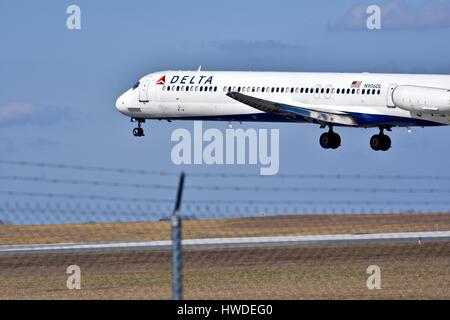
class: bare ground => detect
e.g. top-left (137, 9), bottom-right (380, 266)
top-left (0, 213), bottom-right (448, 300)
top-left (1, 212), bottom-right (449, 245)
top-left (0, 243), bottom-right (448, 300)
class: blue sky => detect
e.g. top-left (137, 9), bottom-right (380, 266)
top-left (1, 0), bottom-right (450, 224)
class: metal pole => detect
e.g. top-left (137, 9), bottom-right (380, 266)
top-left (172, 172), bottom-right (185, 300)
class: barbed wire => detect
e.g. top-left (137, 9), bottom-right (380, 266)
top-left (0, 175), bottom-right (176, 190)
top-left (3, 173), bottom-right (450, 193)
top-left (2, 191), bottom-right (450, 207)
top-left (188, 173), bottom-right (450, 181)
top-left (0, 190), bottom-right (450, 206)
top-left (0, 190), bottom-right (174, 203)
top-left (0, 160), bottom-right (179, 177)
top-left (185, 186), bottom-right (450, 193)
top-left (2, 159), bottom-right (450, 181)
top-left (0, 201), bottom-right (446, 221)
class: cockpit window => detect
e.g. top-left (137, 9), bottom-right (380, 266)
top-left (132, 81), bottom-right (140, 90)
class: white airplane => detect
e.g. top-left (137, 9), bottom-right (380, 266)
top-left (115, 70), bottom-right (450, 151)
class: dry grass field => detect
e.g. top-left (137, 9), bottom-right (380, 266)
top-left (0, 212), bottom-right (449, 245)
top-left (0, 243), bottom-right (448, 300)
top-left (0, 213), bottom-right (448, 300)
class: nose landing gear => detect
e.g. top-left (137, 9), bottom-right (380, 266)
top-left (320, 126), bottom-right (341, 150)
top-left (370, 127), bottom-right (392, 151)
top-left (131, 118), bottom-right (145, 137)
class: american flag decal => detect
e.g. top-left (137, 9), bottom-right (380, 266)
top-left (351, 81), bottom-right (362, 88)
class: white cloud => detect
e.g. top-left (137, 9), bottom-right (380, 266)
top-left (210, 40), bottom-right (304, 52)
top-left (0, 102), bottom-right (69, 127)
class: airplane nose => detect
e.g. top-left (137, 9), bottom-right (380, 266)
top-left (115, 97), bottom-right (122, 109)
top-left (115, 93), bottom-right (127, 112)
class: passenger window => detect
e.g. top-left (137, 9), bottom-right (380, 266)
top-left (352, 89), bottom-right (356, 94)
top-left (281, 88), bottom-right (285, 93)
top-left (372, 89), bottom-right (376, 95)
top-left (326, 88), bottom-right (330, 94)
top-left (377, 89), bottom-right (381, 95)
top-left (261, 87), bottom-right (265, 93)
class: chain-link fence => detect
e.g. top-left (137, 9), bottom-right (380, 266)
top-left (0, 160), bottom-right (449, 299)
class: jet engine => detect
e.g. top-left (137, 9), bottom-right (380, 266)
top-left (392, 85), bottom-right (450, 113)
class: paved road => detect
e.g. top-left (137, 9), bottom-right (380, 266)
top-left (0, 231), bottom-right (449, 255)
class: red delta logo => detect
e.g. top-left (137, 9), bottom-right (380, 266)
top-left (156, 76), bottom-right (166, 85)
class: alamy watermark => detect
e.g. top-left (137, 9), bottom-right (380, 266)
top-left (66, 265), bottom-right (81, 290)
top-left (366, 265), bottom-right (381, 290)
top-left (66, 5), bottom-right (81, 30)
top-left (367, 5), bottom-right (381, 30)
top-left (171, 121), bottom-right (280, 176)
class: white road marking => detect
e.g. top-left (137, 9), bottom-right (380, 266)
top-left (0, 231), bottom-right (449, 255)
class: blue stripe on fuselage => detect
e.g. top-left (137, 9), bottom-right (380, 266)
top-left (346, 111), bottom-right (444, 127)
top-left (155, 112), bottom-right (443, 127)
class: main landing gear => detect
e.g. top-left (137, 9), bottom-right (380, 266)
top-left (132, 118), bottom-right (145, 137)
top-left (370, 127), bottom-right (392, 151)
top-left (320, 126), bottom-right (341, 150)
top-left (319, 125), bottom-right (392, 151)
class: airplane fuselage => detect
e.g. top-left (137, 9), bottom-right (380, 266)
top-left (115, 71), bottom-right (450, 150)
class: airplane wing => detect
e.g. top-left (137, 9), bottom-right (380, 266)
top-left (226, 92), bottom-right (359, 127)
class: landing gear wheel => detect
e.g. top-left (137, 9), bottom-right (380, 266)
top-left (131, 118), bottom-right (146, 137)
top-left (330, 132), bottom-right (341, 149)
top-left (320, 132), bottom-right (341, 150)
top-left (370, 135), bottom-right (382, 151)
top-left (133, 127), bottom-right (144, 137)
top-left (380, 135), bottom-right (391, 151)
top-left (320, 133), bottom-right (331, 149)
top-left (370, 134), bottom-right (391, 151)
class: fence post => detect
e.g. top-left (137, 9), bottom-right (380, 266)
top-left (172, 172), bottom-right (185, 301)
